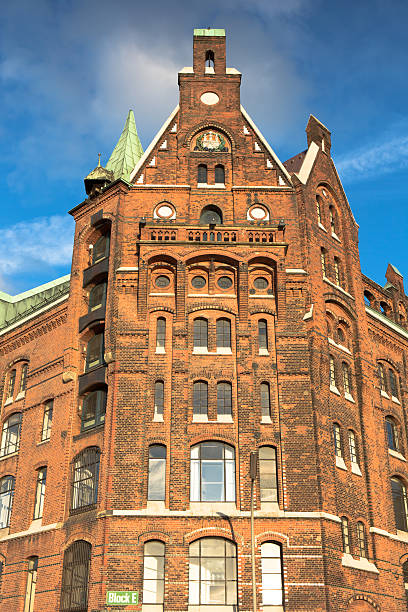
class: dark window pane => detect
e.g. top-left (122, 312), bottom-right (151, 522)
top-left (92, 234), bottom-right (110, 264)
top-left (82, 390), bottom-right (106, 430)
top-left (392, 478), bottom-right (408, 531)
top-left (200, 206), bottom-right (222, 225)
top-left (1, 413), bottom-right (22, 457)
top-left (215, 165), bottom-right (225, 183)
top-left (156, 318), bottom-right (166, 349)
top-left (155, 275), bottom-right (170, 288)
top-left (389, 369), bottom-right (399, 398)
top-left (154, 381), bottom-right (164, 418)
top-left (217, 276), bottom-right (233, 289)
top-left (194, 319), bottom-right (208, 348)
top-left (258, 319), bottom-right (268, 350)
top-left (198, 164), bottom-right (207, 183)
top-left (85, 334), bottom-right (104, 370)
top-left (61, 541), bottom-right (91, 612)
top-left (88, 283), bottom-right (106, 312)
top-left (71, 448), bottom-right (100, 512)
top-left (193, 382), bottom-right (208, 415)
top-left (217, 382), bottom-right (232, 416)
top-left (20, 364), bottom-right (28, 393)
top-left (261, 383), bottom-right (271, 418)
top-left (216, 319), bottom-right (231, 348)
top-left (192, 275), bottom-right (206, 289)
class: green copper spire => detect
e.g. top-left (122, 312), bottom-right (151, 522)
top-left (106, 110), bottom-right (143, 182)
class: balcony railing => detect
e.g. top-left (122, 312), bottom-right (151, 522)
top-left (145, 225), bottom-right (283, 244)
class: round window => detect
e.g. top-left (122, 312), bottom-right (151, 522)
top-left (192, 275), bottom-right (206, 289)
top-left (200, 92), bottom-right (220, 105)
top-left (217, 276), bottom-right (233, 290)
top-left (254, 277), bottom-right (268, 290)
top-left (249, 205), bottom-right (268, 220)
top-left (155, 275), bottom-right (170, 288)
top-left (156, 204), bottom-right (174, 218)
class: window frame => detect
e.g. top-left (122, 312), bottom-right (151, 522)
top-left (356, 521), bottom-right (367, 559)
top-left (19, 363), bottom-right (28, 394)
top-left (156, 317), bottom-right (166, 352)
top-left (193, 318), bottom-right (208, 350)
top-left (81, 389), bottom-right (106, 431)
top-left (329, 356), bottom-right (336, 388)
top-left (391, 477), bottom-right (408, 532)
top-left (348, 430), bottom-right (358, 464)
top-left (0, 413), bottom-right (22, 457)
top-left (341, 516), bottom-right (350, 554)
top-left (85, 333), bottom-right (104, 371)
top-left (215, 164), bottom-right (225, 184)
top-left (23, 556), bottom-right (38, 612)
top-left (197, 164), bottom-right (208, 184)
top-left (342, 362), bottom-right (352, 395)
top-left (6, 369), bottom-right (16, 400)
top-left (260, 541), bottom-right (284, 607)
top-left (190, 441), bottom-right (236, 502)
top-left (260, 382), bottom-right (271, 420)
top-left (333, 423), bottom-right (343, 458)
top-left (188, 537), bottom-right (237, 606)
top-left (148, 445), bottom-right (166, 502)
top-left (41, 400), bottom-right (53, 441)
top-left (60, 540), bottom-right (91, 612)
top-left (321, 248), bottom-right (327, 277)
top-left (0, 475), bottom-right (15, 528)
top-left (386, 416), bottom-right (400, 453)
top-left (70, 447), bottom-right (100, 513)
top-left (143, 540), bottom-right (165, 605)
top-left (216, 382), bottom-right (232, 417)
top-left (216, 318), bottom-right (231, 350)
top-left (259, 446), bottom-right (278, 503)
top-left (88, 282), bottom-right (107, 313)
top-left (193, 381), bottom-right (208, 417)
top-left (389, 368), bottom-right (399, 399)
top-left (258, 319), bottom-right (268, 352)
top-left (33, 467), bottom-right (47, 520)
top-left (92, 233), bottom-right (110, 265)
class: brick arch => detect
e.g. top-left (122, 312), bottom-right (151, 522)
top-left (184, 251), bottom-right (244, 265)
top-left (377, 357), bottom-right (400, 373)
top-left (137, 531), bottom-right (172, 545)
top-left (255, 531), bottom-right (289, 547)
top-left (62, 533), bottom-right (94, 550)
top-left (347, 594), bottom-right (380, 611)
top-left (77, 215), bottom-right (113, 244)
top-left (249, 307), bottom-right (276, 316)
top-left (189, 434), bottom-right (236, 448)
top-left (184, 121), bottom-right (236, 151)
top-left (187, 305), bottom-right (237, 316)
top-left (148, 306), bottom-right (175, 314)
top-left (183, 527), bottom-right (243, 546)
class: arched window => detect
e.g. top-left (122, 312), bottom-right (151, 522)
top-left (391, 477), bottom-right (408, 531)
top-left (189, 538), bottom-right (237, 606)
top-left (41, 400), bottom-right (53, 441)
top-left (320, 248), bottom-right (327, 277)
top-left (334, 257), bottom-right (341, 285)
top-left (329, 205), bottom-right (337, 235)
top-left (260, 383), bottom-right (271, 419)
top-left (71, 448), bottom-right (100, 512)
top-left (364, 290), bottom-right (374, 307)
top-left (82, 388), bottom-right (107, 431)
top-left (389, 369), bottom-right (399, 399)
top-left (33, 467), bottom-right (47, 520)
top-left (92, 233), bottom-right (110, 265)
top-left (199, 205), bottom-right (223, 225)
top-left (60, 541), bottom-right (91, 612)
top-left (215, 164), bottom-right (225, 184)
top-left (337, 327), bottom-right (346, 346)
top-left (341, 516), bottom-right (350, 553)
top-left (193, 381), bottom-right (208, 417)
top-left (0, 475), bottom-right (15, 528)
top-left (348, 430), bottom-right (358, 465)
top-left (316, 196), bottom-right (322, 225)
top-left (379, 363), bottom-right (387, 393)
top-left (198, 164), bottom-right (208, 184)
top-left (143, 541), bottom-right (165, 606)
top-left (6, 369), bottom-right (16, 400)
top-left (333, 423), bottom-right (342, 458)
top-left (20, 363), bottom-right (28, 394)
top-left (154, 381), bottom-right (164, 419)
top-left (216, 318), bottom-right (231, 349)
top-left (88, 282), bottom-right (107, 312)
top-left (85, 333), bottom-right (104, 371)
top-left (24, 556), bottom-right (38, 612)
top-left (261, 542), bottom-right (283, 607)
top-left (193, 318), bottom-right (208, 349)
top-left (217, 382), bottom-right (232, 417)
top-left (156, 317), bottom-right (166, 352)
top-left (357, 522), bottom-right (367, 558)
top-left (258, 319), bottom-right (268, 352)
top-left (0, 413), bottom-right (22, 457)
top-left (329, 356), bottom-right (336, 388)
top-left (148, 445), bottom-right (166, 501)
top-left (259, 446), bottom-right (278, 503)
top-left (386, 417), bottom-right (400, 452)
top-left (190, 442), bottom-right (235, 502)
top-left (342, 362), bottom-right (352, 395)
top-left (205, 50), bottom-right (215, 68)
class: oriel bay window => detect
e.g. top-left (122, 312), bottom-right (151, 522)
top-left (189, 538), bottom-right (237, 607)
top-left (88, 282), bottom-right (107, 312)
top-left (143, 541), bottom-right (165, 607)
top-left (259, 446), bottom-right (278, 503)
top-left (33, 467), bottom-right (47, 519)
top-left (391, 477), bottom-right (408, 531)
top-left (190, 442), bottom-right (235, 502)
top-left (0, 475), bottom-right (15, 528)
top-left (92, 233), bottom-right (110, 265)
top-left (148, 445), bottom-right (166, 501)
top-left (81, 388), bottom-right (107, 430)
top-left (0, 413), bottom-right (22, 457)
top-left (261, 542), bottom-right (284, 609)
top-left (71, 447), bottom-right (100, 512)
top-left (85, 333), bottom-right (104, 371)
top-left (60, 540), bottom-right (92, 612)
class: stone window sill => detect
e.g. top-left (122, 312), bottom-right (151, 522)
top-left (3, 397), bottom-right (13, 407)
top-left (318, 222), bottom-right (327, 232)
top-left (189, 502), bottom-right (236, 514)
top-left (37, 439), bottom-right (50, 446)
top-left (323, 276), bottom-right (354, 300)
top-left (330, 385), bottom-right (341, 396)
top-left (392, 396), bottom-right (401, 405)
top-left (341, 553), bottom-right (379, 574)
top-left (328, 337), bottom-right (351, 354)
top-left (261, 416), bottom-right (272, 424)
top-left (345, 392), bottom-right (355, 403)
top-left (155, 347), bottom-right (166, 355)
top-left (0, 451), bottom-right (18, 461)
top-left (14, 391), bottom-right (25, 402)
top-left (389, 449), bottom-right (406, 462)
top-left (197, 183), bottom-right (225, 189)
top-left (217, 415), bottom-right (233, 423)
top-left (192, 415), bottom-right (208, 423)
top-left (153, 414), bottom-right (164, 422)
top-left (332, 232), bottom-right (341, 242)
top-left (351, 462), bottom-right (362, 476)
top-left (397, 530), bottom-right (408, 541)
top-left (216, 347), bottom-right (232, 355)
top-left (380, 390), bottom-right (390, 399)
top-left (146, 501), bottom-right (166, 513)
top-left (336, 456), bottom-right (347, 471)
top-left (259, 348), bottom-right (269, 356)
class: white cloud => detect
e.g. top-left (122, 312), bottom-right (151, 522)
top-left (0, 215), bottom-right (74, 281)
top-left (336, 133), bottom-right (408, 181)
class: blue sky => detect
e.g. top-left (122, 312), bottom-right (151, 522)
top-left (1, 0), bottom-right (407, 294)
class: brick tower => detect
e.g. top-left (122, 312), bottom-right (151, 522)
top-left (0, 28), bottom-right (407, 612)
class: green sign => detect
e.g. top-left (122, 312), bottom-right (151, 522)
top-left (106, 591), bottom-right (139, 606)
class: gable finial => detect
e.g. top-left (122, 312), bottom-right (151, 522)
top-left (98, 153), bottom-right (101, 167)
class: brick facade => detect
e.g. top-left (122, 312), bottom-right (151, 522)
top-left (0, 29), bottom-right (407, 612)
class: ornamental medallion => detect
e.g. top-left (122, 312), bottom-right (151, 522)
top-left (194, 130), bottom-right (229, 152)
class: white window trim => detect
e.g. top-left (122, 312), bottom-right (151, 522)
top-left (392, 396), bottom-right (401, 405)
top-left (336, 456), bottom-right (347, 471)
top-left (328, 337), bottom-right (351, 355)
top-left (331, 232), bottom-right (341, 242)
top-left (318, 222), bottom-right (327, 232)
top-left (259, 348), bottom-right (269, 356)
top-left (153, 414), bottom-right (164, 423)
top-left (344, 392), bottom-right (355, 404)
top-left (192, 347), bottom-right (209, 355)
top-left (261, 415), bottom-right (273, 424)
top-left (197, 183), bottom-right (225, 189)
top-left (3, 397), bottom-right (13, 407)
top-left (388, 449), bottom-right (406, 462)
top-left (217, 414), bottom-right (233, 423)
top-left (341, 553), bottom-right (379, 574)
top-left (380, 389), bottom-right (390, 399)
top-left (192, 414), bottom-right (208, 423)
top-left (14, 391), bottom-right (25, 402)
top-left (330, 385), bottom-right (341, 396)
top-left (155, 347), bottom-right (166, 355)
top-left (216, 347), bottom-right (232, 355)
top-left (351, 463), bottom-right (362, 476)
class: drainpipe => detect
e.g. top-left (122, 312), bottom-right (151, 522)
top-left (250, 451), bottom-right (258, 612)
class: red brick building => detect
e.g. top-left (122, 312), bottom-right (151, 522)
top-left (0, 28), bottom-right (407, 612)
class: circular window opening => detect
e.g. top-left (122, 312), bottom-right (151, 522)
top-left (254, 277), bottom-right (268, 290)
top-left (200, 92), bottom-right (220, 106)
top-left (155, 275), bottom-right (170, 288)
top-left (156, 204), bottom-right (174, 219)
top-left (192, 276), bottom-right (206, 289)
top-left (218, 276), bottom-right (233, 290)
top-left (249, 205), bottom-right (268, 221)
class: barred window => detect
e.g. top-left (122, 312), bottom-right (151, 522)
top-left (389, 369), bottom-right (399, 399)
top-left (71, 448), bottom-right (100, 512)
top-left (82, 389), bottom-right (106, 431)
top-left (7, 369), bottom-right (16, 399)
top-left (348, 430), bottom-right (358, 464)
top-left (333, 423), bottom-right (342, 458)
top-left (88, 282), bottom-right (107, 312)
top-left (154, 381), bottom-right (164, 419)
top-left (259, 446), bottom-right (278, 503)
top-left (193, 381), bottom-right (208, 416)
top-left (261, 542), bottom-right (284, 607)
top-left (0, 475), bottom-right (15, 528)
top-left (379, 364), bottom-right (387, 392)
top-left (189, 538), bottom-right (237, 606)
top-left (342, 363), bottom-right (352, 395)
top-left (60, 540), bottom-right (91, 612)
top-left (194, 318), bottom-right (208, 349)
top-left (258, 319), bottom-right (268, 351)
top-left (190, 442), bottom-right (235, 502)
top-left (33, 467), bottom-right (47, 520)
top-left (217, 382), bottom-right (232, 417)
top-left (92, 234), bottom-right (110, 265)
top-left (216, 318), bottom-right (231, 349)
top-left (85, 333), bottom-right (104, 371)
top-left (386, 417), bottom-right (400, 452)
top-left (143, 541), bottom-right (165, 606)
top-left (215, 164), bottom-right (225, 184)
top-left (0, 413), bottom-right (21, 457)
top-left (391, 477), bottom-right (408, 532)
top-left (198, 164), bottom-right (208, 184)
top-left (23, 556), bottom-right (38, 612)
top-left (41, 400), bottom-right (53, 441)
top-left (148, 445), bottom-right (166, 501)
top-left (20, 364), bottom-right (28, 394)
top-left (329, 356), bottom-right (336, 387)
top-left (357, 522), bottom-right (367, 558)
top-left (260, 383), bottom-right (271, 419)
top-left (341, 516), bottom-right (350, 554)
top-left (156, 317), bottom-right (166, 351)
